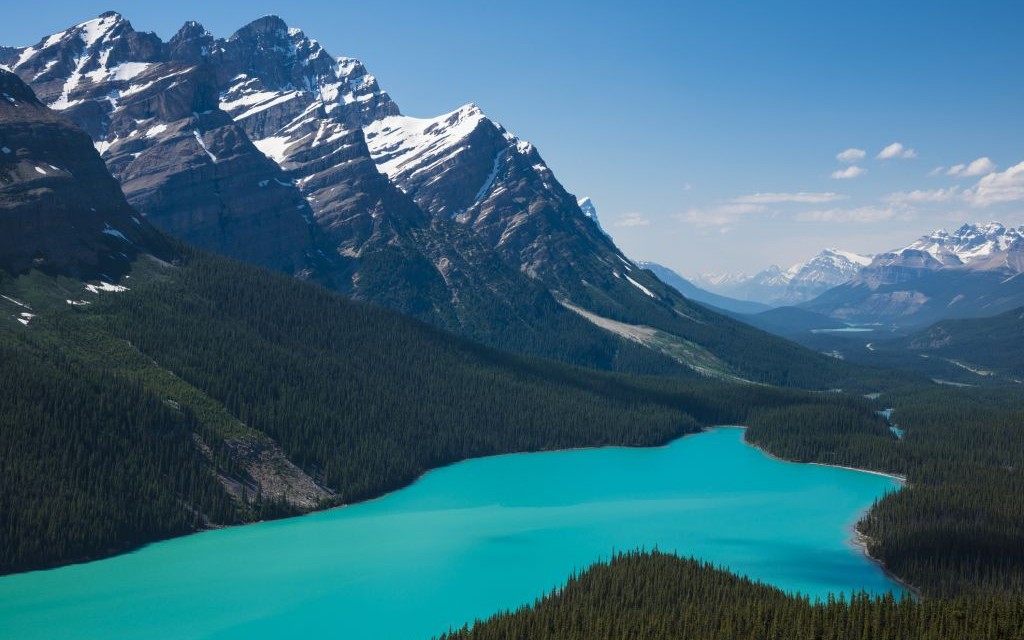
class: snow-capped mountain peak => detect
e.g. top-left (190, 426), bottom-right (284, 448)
top-left (364, 103), bottom-right (490, 182)
top-left (692, 247), bottom-right (873, 305)
top-left (889, 222), bottom-right (1024, 268)
top-left (578, 196), bottom-right (598, 222)
top-left (577, 196), bottom-right (608, 235)
top-left (10, 12), bottom-right (162, 113)
top-left (809, 222), bottom-right (1024, 325)
top-left (822, 248), bottom-right (873, 267)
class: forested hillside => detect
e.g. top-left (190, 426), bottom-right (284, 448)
top-left (441, 552), bottom-right (1024, 640)
top-left (746, 386), bottom-right (1024, 596)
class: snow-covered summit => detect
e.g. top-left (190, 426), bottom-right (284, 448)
top-left (692, 247), bottom-right (873, 306)
top-left (577, 196), bottom-right (599, 223)
top-left (364, 103), bottom-right (492, 181)
top-left (841, 222), bottom-right (1024, 292)
top-left (7, 12), bottom-right (162, 112)
top-left (899, 222), bottom-right (1023, 266)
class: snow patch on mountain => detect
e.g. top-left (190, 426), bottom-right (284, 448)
top-left (900, 223), bottom-right (1024, 266)
top-left (364, 104), bottom-right (489, 179)
top-left (694, 248), bottom-right (874, 305)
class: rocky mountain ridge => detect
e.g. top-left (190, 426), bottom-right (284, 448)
top-left (694, 248), bottom-right (873, 306)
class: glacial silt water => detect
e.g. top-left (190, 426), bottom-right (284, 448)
top-left (0, 428), bottom-right (902, 639)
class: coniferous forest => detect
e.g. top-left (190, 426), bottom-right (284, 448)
top-left (441, 552), bottom-right (1024, 640)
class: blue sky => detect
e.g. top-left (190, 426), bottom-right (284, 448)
top-left (3, 1), bottom-right (1023, 275)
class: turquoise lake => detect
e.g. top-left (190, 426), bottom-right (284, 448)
top-left (0, 428), bottom-right (903, 639)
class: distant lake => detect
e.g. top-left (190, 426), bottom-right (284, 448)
top-left (811, 327), bottom-right (876, 333)
top-left (0, 428), bottom-right (903, 640)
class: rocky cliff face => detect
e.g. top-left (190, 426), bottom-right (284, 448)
top-left (0, 69), bottom-right (169, 276)
top-left (4, 13), bottom-right (318, 274)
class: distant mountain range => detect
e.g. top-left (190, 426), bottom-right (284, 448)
top-left (1, 12), bottom-right (855, 387)
top-left (805, 223), bottom-right (1024, 327)
top-left (637, 262), bottom-right (773, 315)
top-left (693, 249), bottom-right (873, 306)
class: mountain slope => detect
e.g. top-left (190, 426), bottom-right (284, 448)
top-left (638, 261), bottom-right (773, 315)
top-left (358, 96), bottom-right (862, 387)
top-left (895, 305), bottom-right (1024, 377)
top-left (731, 306), bottom-right (847, 338)
top-left (805, 223), bottom-right (1024, 327)
top-left (0, 68), bottom-right (171, 275)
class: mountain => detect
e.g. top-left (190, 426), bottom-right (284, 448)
top-left (2, 14), bottom-right (693, 376)
top-left (783, 249), bottom-right (873, 302)
top-left (805, 223), bottom-right (1024, 327)
top-left (577, 196), bottom-right (606, 234)
top-left (695, 249), bottom-right (872, 306)
top-left (3, 13), bottom-right (319, 274)
top-left (637, 262), bottom-right (773, 315)
top-left (3, 13), bottom-right (872, 388)
top-left (0, 68), bottom-right (171, 276)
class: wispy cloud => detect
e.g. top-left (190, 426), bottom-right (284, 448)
top-left (876, 142), bottom-right (917, 160)
top-left (676, 203), bottom-right (766, 231)
top-left (831, 165), bottom-right (866, 179)
top-left (886, 187), bottom-right (960, 204)
top-left (947, 157), bottom-right (996, 177)
top-left (963, 160), bottom-right (1024, 207)
top-left (732, 192), bottom-right (846, 204)
top-left (612, 212), bottom-right (651, 227)
top-left (794, 204), bottom-right (910, 223)
top-left (836, 148), bottom-right (866, 163)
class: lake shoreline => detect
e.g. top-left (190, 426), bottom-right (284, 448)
top-left (725, 425), bottom-right (915, 599)
top-left (3, 422), bottom-right (910, 604)
top-left (849, 526), bottom-right (924, 601)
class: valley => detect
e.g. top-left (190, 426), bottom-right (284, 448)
top-left (1, 6), bottom-right (1023, 640)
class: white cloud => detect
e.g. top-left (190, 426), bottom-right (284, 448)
top-left (886, 187), bottom-right (960, 204)
top-left (676, 203), bottom-right (766, 230)
top-left (716, 203), bottom-right (766, 215)
top-left (963, 160), bottom-right (1024, 207)
top-left (836, 148), bottom-right (867, 163)
top-left (733, 192), bottom-right (846, 204)
top-left (946, 157), bottom-right (996, 177)
top-left (876, 142), bottom-right (917, 160)
top-left (794, 205), bottom-right (909, 223)
top-left (612, 212), bottom-right (651, 227)
top-left (928, 166), bottom-right (944, 177)
top-left (831, 165), bottom-right (866, 179)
